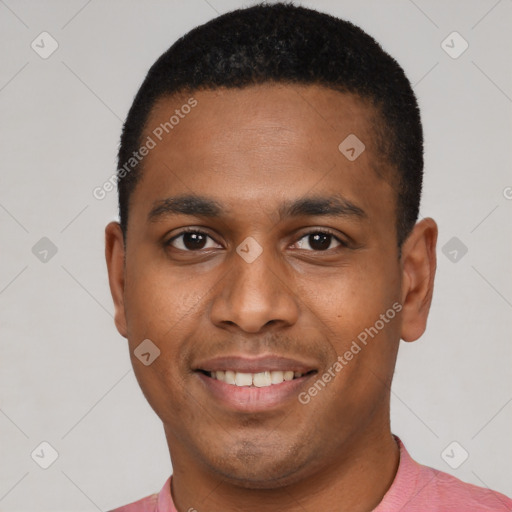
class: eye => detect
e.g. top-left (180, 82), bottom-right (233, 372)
top-left (293, 231), bottom-right (345, 251)
top-left (166, 230), bottom-right (221, 251)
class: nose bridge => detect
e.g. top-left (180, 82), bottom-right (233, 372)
top-left (210, 239), bottom-right (299, 332)
top-left (234, 245), bottom-right (278, 298)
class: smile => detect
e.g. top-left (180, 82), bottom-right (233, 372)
top-left (204, 370), bottom-right (312, 387)
top-left (192, 355), bottom-right (318, 411)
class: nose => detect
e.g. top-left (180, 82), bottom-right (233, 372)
top-left (209, 243), bottom-right (300, 333)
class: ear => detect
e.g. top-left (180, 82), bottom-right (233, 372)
top-left (399, 218), bottom-right (438, 342)
top-left (105, 221), bottom-right (128, 338)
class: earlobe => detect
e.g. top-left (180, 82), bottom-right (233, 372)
top-left (105, 221), bottom-right (128, 338)
top-left (399, 218), bottom-right (438, 342)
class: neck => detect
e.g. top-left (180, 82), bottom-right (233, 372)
top-left (167, 426), bottom-right (400, 512)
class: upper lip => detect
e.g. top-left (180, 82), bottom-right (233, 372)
top-left (193, 355), bottom-right (317, 374)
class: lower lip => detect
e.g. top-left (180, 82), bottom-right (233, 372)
top-left (196, 372), bottom-right (314, 412)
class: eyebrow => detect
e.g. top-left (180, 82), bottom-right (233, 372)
top-left (148, 195), bottom-right (222, 221)
top-left (147, 194), bottom-right (367, 222)
top-left (279, 195), bottom-right (366, 220)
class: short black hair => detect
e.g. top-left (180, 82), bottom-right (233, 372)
top-left (117, 1), bottom-right (423, 247)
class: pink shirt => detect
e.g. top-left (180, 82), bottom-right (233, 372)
top-left (110, 436), bottom-right (512, 511)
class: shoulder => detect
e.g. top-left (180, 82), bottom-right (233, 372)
top-left (107, 492), bottom-right (159, 512)
top-left (419, 465), bottom-right (512, 511)
top-left (378, 437), bottom-right (512, 511)
top-left (404, 449), bottom-right (512, 511)
top-left (107, 476), bottom-right (173, 512)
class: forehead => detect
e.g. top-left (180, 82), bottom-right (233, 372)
top-left (145, 84), bottom-right (377, 155)
top-left (134, 84), bottom-right (394, 223)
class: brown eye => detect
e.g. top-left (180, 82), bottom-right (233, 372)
top-left (295, 232), bottom-right (343, 251)
top-left (167, 231), bottom-right (221, 251)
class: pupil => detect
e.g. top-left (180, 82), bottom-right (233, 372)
top-left (310, 233), bottom-right (330, 250)
top-left (184, 232), bottom-right (206, 250)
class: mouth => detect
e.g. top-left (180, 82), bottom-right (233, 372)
top-left (198, 369), bottom-right (316, 387)
top-left (193, 356), bottom-right (318, 412)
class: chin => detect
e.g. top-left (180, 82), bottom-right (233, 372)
top-left (203, 444), bottom-right (315, 490)
top-left (216, 467), bottom-right (307, 490)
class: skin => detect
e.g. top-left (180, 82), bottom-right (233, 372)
top-left (105, 84), bottom-right (437, 512)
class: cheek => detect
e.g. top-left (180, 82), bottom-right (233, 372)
top-left (122, 253), bottom-right (214, 401)
top-left (130, 356), bottom-right (191, 433)
top-left (124, 249), bottom-right (211, 337)
top-left (299, 255), bottom-right (401, 383)
top-left (301, 261), bottom-right (396, 332)
top-left (124, 266), bottom-right (197, 407)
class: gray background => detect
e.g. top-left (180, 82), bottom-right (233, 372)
top-left (1, 0), bottom-right (511, 510)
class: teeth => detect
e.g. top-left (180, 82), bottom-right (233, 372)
top-left (253, 371), bottom-right (271, 387)
top-left (208, 370), bottom-right (305, 387)
top-left (235, 372), bottom-right (253, 386)
top-left (224, 370), bottom-right (236, 385)
top-left (270, 370), bottom-right (284, 384)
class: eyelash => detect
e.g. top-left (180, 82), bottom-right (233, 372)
top-left (165, 227), bottom-right (348, 252)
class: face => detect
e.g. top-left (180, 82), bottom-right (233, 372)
top-left (105, 84), bottom-right (436, 488)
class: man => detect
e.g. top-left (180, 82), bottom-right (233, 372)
top-left (105, 2), bottom-right (512, 511)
